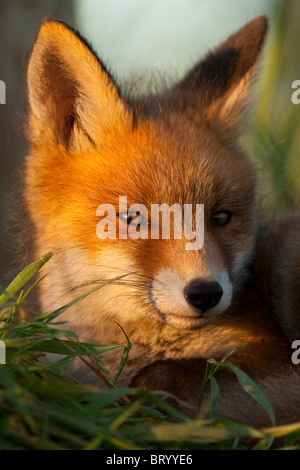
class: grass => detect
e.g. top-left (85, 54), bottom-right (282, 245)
top-left (248, 0), bottom-right (300, 217)
top-left (0, 0), bottom-right (299, 452)
top-left (0, 253), bottom-right (300, 450)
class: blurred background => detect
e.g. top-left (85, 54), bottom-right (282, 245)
top-left (0, 0), bottom-right (299, 283)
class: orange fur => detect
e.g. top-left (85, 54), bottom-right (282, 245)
top-left (25, 17), bottom-right (300, 428)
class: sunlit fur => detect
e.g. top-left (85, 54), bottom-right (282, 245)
top-left (25, 17), bottom-right (300, 428)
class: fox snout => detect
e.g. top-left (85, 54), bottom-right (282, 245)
top-left (184, 279), bottom-right (223, 313)
top-left (150, 268), bottom-right (233, 329)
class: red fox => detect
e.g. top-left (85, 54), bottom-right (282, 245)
top-left (25, 16), bottom-right (300, 428)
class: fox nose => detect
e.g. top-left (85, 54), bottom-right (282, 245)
top-left (184, 279), bottom-right (223, 314)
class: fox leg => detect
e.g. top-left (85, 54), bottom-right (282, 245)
top-left (131, 358), bottom-right (300, 428)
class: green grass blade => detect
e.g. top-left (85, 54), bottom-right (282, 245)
top-left (113, 323), bottom-right (133, 384)
top-left (223, 363), bottom-right (276, 426)
top-left (210, 376), bottom-right (219, 421)
top-left (0, 253), bottom-right (52, 307)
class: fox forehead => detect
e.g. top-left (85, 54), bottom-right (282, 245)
top-left (79, 117), bottom-right (256, 210)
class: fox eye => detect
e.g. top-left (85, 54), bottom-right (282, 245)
top-left (211, 211), bottom-right (232, 227)
top-left (118, 212), bottom-right (148, 227)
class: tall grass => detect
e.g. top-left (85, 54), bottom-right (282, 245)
top-left (0, 254), bottom-right (300, 450)
top-left (249, 0), bottom-right (300, 217)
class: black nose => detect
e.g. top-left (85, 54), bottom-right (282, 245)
top-left (184, 279), bottom-right (223, 314)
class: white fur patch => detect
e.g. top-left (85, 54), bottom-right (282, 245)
top-left (150, 270), bottom-right (190, 317)
top-left (213, 270), bottom-right (233, 314)
top-left (151, 268), bottom-right (232, 320)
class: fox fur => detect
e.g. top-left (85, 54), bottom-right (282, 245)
top-left (25, 16), bottom-right (300, 428)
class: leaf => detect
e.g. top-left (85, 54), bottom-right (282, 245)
top-left (7, 338), bottom-right (123, 357)
top-left (85, 388), bottom-right (134, 412)
top-left (210, 376), bottom-right (219, 420)
top-left (0, 368), bottom-right (38, 434)
top-left (223, 363), bottom-right (276, 426)
top-left (113, 322), bottom-right (133, 384)
top-left (0, 253), bottom-right (52, 307)
top-left (215, 420), bottom-right (264, 439)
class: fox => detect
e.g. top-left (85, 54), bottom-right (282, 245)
top-left (24, 15), bottom-right (300, 428)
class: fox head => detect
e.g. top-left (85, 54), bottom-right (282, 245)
top-left (26, 17), bottom-right (268, 334)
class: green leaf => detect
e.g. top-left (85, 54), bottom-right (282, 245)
top-left (7, 338), bottom-right (123, 357)
top-left (223, 363), bottom-right (276, 426)
top-left (215, 420), bottom-right (264, 439)
top-left (0, 368), bottom-right (38, 434)
top-left (0, 253), bottom-right (52, 307)
top-left (85, 388), bottom-right (134, 412)
top-left (113, 322), bottom-right (133, 384)
top-left (210, 376), bottom-right (219, 420)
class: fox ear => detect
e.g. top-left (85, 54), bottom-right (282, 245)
top-left (175, 16), bottom-right (268, 139)
top-left (27, 21), bottom-right (131, 151)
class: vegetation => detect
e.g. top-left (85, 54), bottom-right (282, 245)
top-left (0, 253), bottom-right (300, 450)
top-left (249, 0), bottom-right (300, 217)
